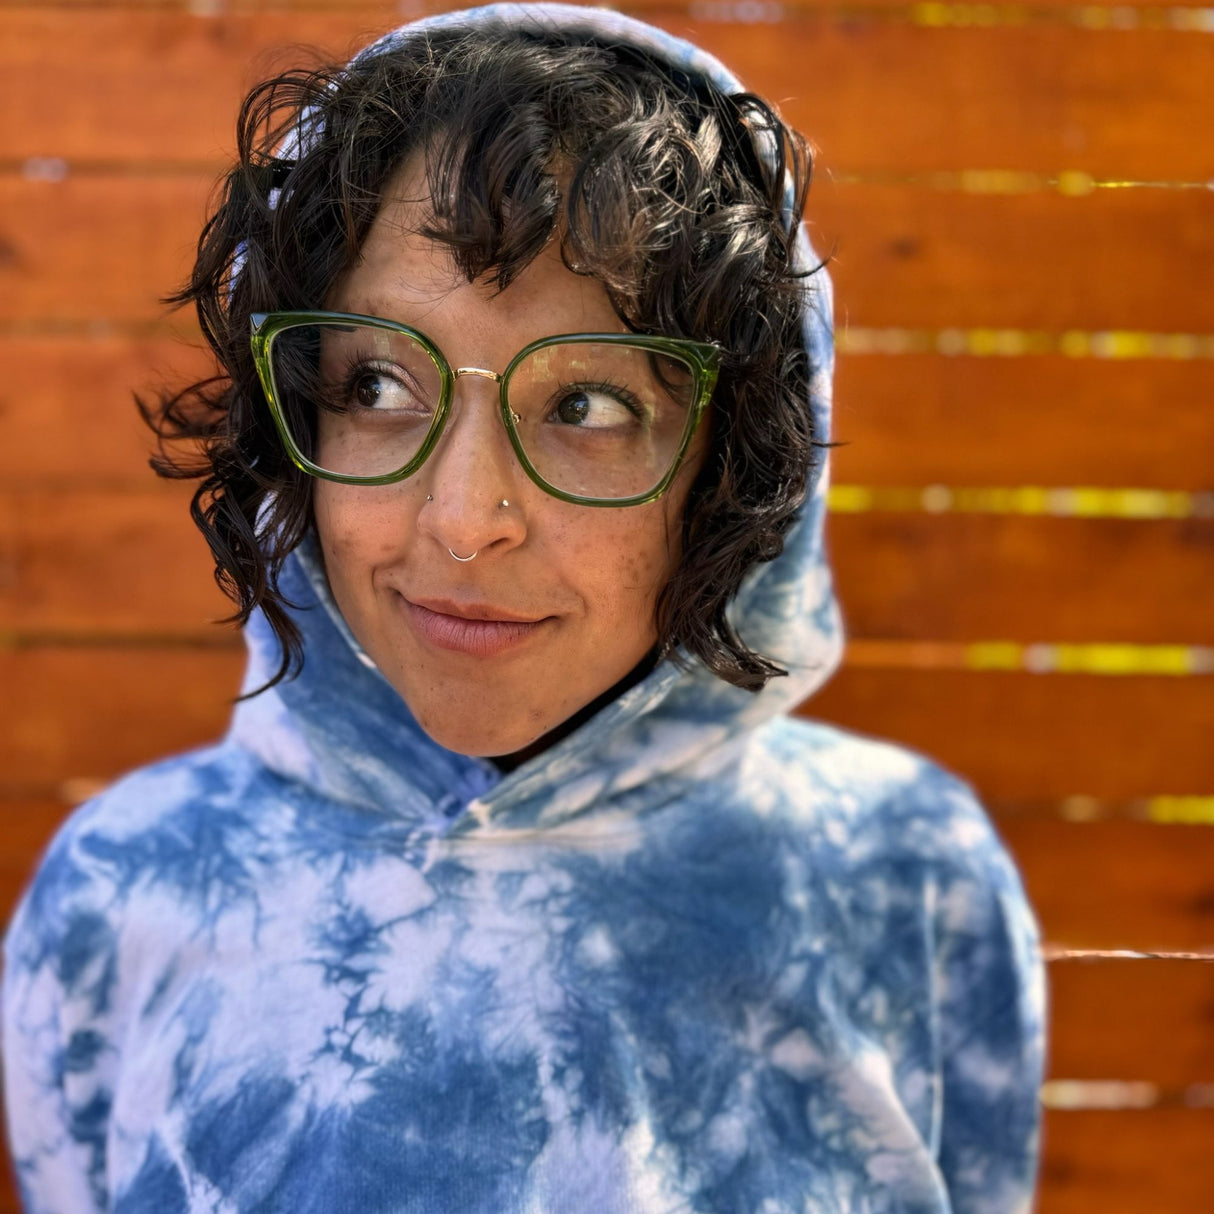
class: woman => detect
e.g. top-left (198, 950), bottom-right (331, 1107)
top-left (3, 5), bottom-right (1045, 1212)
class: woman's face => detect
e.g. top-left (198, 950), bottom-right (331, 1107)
top-left (313, 167), bottom-right (707, 760)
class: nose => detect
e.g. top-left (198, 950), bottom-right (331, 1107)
top-left (416, 370), bottom-right (525, 557)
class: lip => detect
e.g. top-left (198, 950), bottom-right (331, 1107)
top-left (409, 597), bottom-right (544, 624)
top-left (400, 596), bottom-right (551, 657)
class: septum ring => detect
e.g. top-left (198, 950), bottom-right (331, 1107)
top-left (427, 495), bottom-right (507, 562)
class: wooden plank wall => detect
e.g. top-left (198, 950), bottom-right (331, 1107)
top-left (1, 1), bottom-right (1212, 1209)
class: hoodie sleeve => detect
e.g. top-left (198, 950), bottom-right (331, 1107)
top-left (930, 788), bottom-right (1048, 1214)
top-left (3, 819), bottom-right (119, 1214)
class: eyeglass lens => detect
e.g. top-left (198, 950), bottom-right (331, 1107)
top-left (267, 322), bottom-right (698, 499)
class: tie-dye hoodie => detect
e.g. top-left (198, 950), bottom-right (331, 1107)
top-left (3, 6), bottom-right (1045, 1212)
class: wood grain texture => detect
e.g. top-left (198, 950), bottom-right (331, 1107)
top-left (0, 177), bottom-right (206, 323)
top-left (1001, 819), bottom-right (1214, 953)
top-left (808, 178), bottom-right (1214, 331)
top-left (805, 668), bottom-right (1214, 799)
top-left (0, 486), bottom-right (230, 634)
top-left (831, 355), bottom-right (1214, 492)
top-left (0, 335), bottom-right (215, 485)
top-left (1038, 1108), bottom-right (1214, 1212)
top-left (1, 646), bottom-right (244, 784)
top-left (5, 176), bottom-right (1214, 330)
top-left (1053, 965), bottom-right (1214, 1078)
top-left (691, 21), bottom-right (1214, 180)
top-left (0, 797), bottom-right (66, 925)
top-left (3, 12), bottom-right (1212, 178)
top-left (829, 513), bottom-right (1214, 644)
top-left (1049, 959), bottom-right (1214, 1084)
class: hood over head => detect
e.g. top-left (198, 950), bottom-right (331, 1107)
top-left (229, 2), bottom-right (843, 832)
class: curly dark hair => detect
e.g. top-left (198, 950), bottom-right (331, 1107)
top-left (145, 23), bottom-right (825, 693)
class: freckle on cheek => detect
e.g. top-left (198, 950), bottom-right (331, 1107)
top-left (621, 541), bottom-right (666, 592)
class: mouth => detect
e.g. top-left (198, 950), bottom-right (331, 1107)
top-left (400, 596), bottom-right (551, 657)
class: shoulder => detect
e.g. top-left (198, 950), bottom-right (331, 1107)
top-left (5, 743), bottom-right (273, 982)
top-left (753, 714), bottom-right (1015, 879)
top-left (759, 713), bottom-right (1044, 1007)
top-left (744, 716), bottom-right (1042, 983)
top-left (2, 742), bottom-right (274, 1210)
top-left (754, 718), bottom-right (1046, 1057)
top-left (2, 742), bottom-right (300, 1131)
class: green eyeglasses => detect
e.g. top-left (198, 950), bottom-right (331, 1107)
top-left (250, 311), bottom-right (721, 507)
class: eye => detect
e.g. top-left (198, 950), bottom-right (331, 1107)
top-left (549, 384), bottom-right (643, 429)
top-left (352, 369), bottom-right (395, 408)
top-left (344, 361), bottom-right (428, 414)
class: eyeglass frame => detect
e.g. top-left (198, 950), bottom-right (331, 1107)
top-left (249, 310), bottom-right (722, 508)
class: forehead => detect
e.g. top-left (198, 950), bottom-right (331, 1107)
top-left (327, 157), bottom-right (627, 356)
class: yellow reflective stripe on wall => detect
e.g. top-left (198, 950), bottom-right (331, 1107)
top-left (837, 328), bottom-right (1214, 358)
top-left (833, 169), bottom-right (1214, 194)
top-left (828, 485), bottom-right (1212, 518)
top-left (845, 640), bottom-right (1214, 675)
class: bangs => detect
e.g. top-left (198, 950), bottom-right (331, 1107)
top-left (395, 34), bottom-right (750, 333)
top-left (417, 114), bottom-right (563, 293)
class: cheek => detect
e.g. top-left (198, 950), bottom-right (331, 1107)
top-left (314, 486), bottom-right (410, 583)
top-left (553, 506), bottom-right (681, 626)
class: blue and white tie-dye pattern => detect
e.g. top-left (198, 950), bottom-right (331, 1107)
top-left (3, 6), bottom-right (1045, 1211)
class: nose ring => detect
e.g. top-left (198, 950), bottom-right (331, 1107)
top-left (427, 495), bottom-right (507, 561)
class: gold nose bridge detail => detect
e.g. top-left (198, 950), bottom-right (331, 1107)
top-left (451, 366), bottom-right (521, 423)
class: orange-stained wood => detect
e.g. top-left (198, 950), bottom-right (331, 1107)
top-left (0, 177), bottom-right (206, 323)
top-left (0, 335), bottom-right (216, 485)
top-left (5, 489), bottom-right (1214, 643)
top-left (806, 178), bottom-right (1214, 331)
top-left (2, 646), bottom-right (244, 785)
top-left (2, 12), bottom-right (1213, 179)
top-left (805, 668), bottom-right (1214, 800)
top-left (0, 486), bottom-right (231, 635)
top-left (688, 21), bottom-right (1214, 180)
top-left (1049, 960), bottom-right (1214, 1084)
top-left (0, 797), bottom-right (66, 925)
top-left (829, 513), bottom-right (1214, 645)
top-left (5, 176), bottom-right (1214, 331)
top-left (831, 354), bottom-right (1214, 492)
top-left (1038, 1109), bottom-right (1214, 1212)
top-left (999, 820), bottom-right (1214, 954)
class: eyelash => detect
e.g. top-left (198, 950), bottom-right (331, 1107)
top-left (339, 355), bottom-right (412, 405)
top-left (561, 379), bottom-right (646, 421)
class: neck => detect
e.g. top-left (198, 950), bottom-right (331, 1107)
top-left (488, 647), bottom-right (661, 773)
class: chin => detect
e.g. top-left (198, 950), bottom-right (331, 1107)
top-left (408, 703), bottom-right (552, 761)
